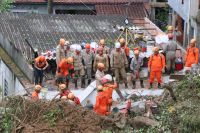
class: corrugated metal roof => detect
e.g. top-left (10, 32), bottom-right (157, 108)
top-left (0, 13), bottom-right (127, 53)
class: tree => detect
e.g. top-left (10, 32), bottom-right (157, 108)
top-left (0, 0), bottom-right (13, 12)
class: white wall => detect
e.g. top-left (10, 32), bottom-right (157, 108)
top-left (0, 59), bottom-right (26, 100)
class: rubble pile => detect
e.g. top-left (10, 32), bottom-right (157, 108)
top-left (0, 96), bottom-right (159, 133)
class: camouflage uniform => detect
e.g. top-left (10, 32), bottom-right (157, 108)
top-left (164, 40), bottom-right (177, 73)
top-left (82, 49), bottom-right (95, 85)
top-left (110, 49), bottom-right (128, 85)
top-left (93, 54), bottom-right (109, 72)
top-left (95, 69), bottom-right (105, 87)
top-left (73, 52), bottom-right (85, 88)
top-left (56, 45), bottom-right (65, 65)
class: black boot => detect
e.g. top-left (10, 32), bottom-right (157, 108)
top-left (88, 79), bottom-right (91, 85)
top-left (149, 83), bottom-right (153, 89)
top-left (81, 78), bottom-right (85, 88)
top-left (74, 79), bottom-right (78, 89)
top-left (140, 80), bottom-right (144, 88)
top-left (158, 83), bottom-right (161, 88)
top-left (132, 81), bottom-right (136, 89)
top-left (125, 83), bottom-right (128, 89)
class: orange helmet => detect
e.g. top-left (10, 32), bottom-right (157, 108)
top-left (59, 84), bottom-right (66, 90)
top-left (99, 39), bottom-right (105, 45)
top-left (167, 26), bottom-right (173, 31)
top-left (39, 56), bottom-right (46, 62)
top-left (168, 33), bottom-right (173, 39)
top-left (60, 38), bottom-right (65, 45)
top-left (85, 43), bottom-right (90, 49)
top-left (190, 38), bottom-right (196, 44)
top-left (119, 38), bottom-right (125, 44)
top-left (98, 46), bottom-right (103, 51)
top-left (35, 85), bottom-right (42, 91)
top-left (67, 57), bottom-right (73, 64)
top-left (134, 50), bottom-right (139, 55)
top-left (97, 63), bottom-right (105, 69)
top-left (67, 93), bottom-right (75, 100)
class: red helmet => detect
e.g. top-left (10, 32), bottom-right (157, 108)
top-left (85, 43), bottom-right (90, 49)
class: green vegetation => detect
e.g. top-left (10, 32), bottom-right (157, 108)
top-left (0, 0), bottom-right (13, 12)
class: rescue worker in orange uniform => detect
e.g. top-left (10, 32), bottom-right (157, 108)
top-left (56, 57), bottom-right (74, 87)
top-left (67, 92), bottom-right (81, 105)
top-left (94, 85), bottom-right (110, 115)
top-left (185, 38), bottom-right (199, 68)
top-left (101, 74), bottom-right (117, 111)
top-left (34, 55), bottom-right (49, 85)
top-left (59, 84), bottom-right (71, 98)
top-left (32, 85), bottom-right (42, 100)
top-left (148, 47), bottom-right (165, 88)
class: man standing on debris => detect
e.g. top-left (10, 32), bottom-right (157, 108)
top-left (82, 43), bottom-right (94, 85)
top-left (32, 85), bottom-right (42, 100)
top-left (95, 63), bottom-right (105, 87)
top-left (56, 38), bottom-right (66, 65)
top-left (56, 57), bottom-right (74, 87)
top-left (110, 42), bottom-right (128, 100)
top-left (130, 50), bottom-right (144, 89)
top-left (93, 46), bottom-right (109, 73)
top-left (185, 38), bottom-right (199, 68)
top-left (73, 46), bottom-right (86, 89)
top-left (148, 47), bottom-right (165, 89)
top-left (34, 55), bottom-right (49, 85)
top-left (165, 33), bottom-right (177, 74)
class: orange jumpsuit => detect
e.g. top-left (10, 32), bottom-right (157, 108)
top-left (94, 91), bottom-right (109, 115)
top-left (185, 47), bottom-right (199, 67)
top-left (57, 59), bottom-right (74, 77)
top-left (103, 84), bottom-right (116, 105)
top-left (122, 46), bottom-right (130, 57)
top-left (32, 91), bottom-right (39, 100)
top-left (148, 54), bottom-right (165, 84)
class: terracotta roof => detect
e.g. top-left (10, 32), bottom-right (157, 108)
top-left (95, 3), bottom-right (148, 19)
top-left (14, 0), bottom-right (149, 4)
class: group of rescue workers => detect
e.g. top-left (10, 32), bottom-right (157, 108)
top-left (32, 25), bottom-right (199, 115)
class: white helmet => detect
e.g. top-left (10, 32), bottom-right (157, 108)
top-left (76, 45), bottom-right (82, 51)
top-left (115, 42), bottom-right (120, 48)
top-left (103, 74), bottom-right (112, 82)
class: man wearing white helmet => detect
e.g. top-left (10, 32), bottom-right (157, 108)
top-left (110, 42), bottom-right (128, 100)
top-left (72, 45), bottom-right (86, 89)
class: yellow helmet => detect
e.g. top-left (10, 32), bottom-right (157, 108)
top-left (67, 57), bottom-right (73, 64)
top-left (167, 26), bottom-right (173, 31)
top-left (35, 85), bottom-right (42, 91)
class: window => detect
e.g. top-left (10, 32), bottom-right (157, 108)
top-left (4, 79), bottom-right (8, 96)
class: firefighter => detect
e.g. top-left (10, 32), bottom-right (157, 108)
top-left (130, 50), bottom-right (144, 89)
top-left (93, 46), bottom-right (109, 73)
top-left (185, 38), bottom-right (199, 68)
top-left (32, 85), bottom-right (42, 100)
top-left (94, 85), bottom-right (110, 115)
top-left (73, 46), bottom-right (86, 89)
top-left (148, 47), bottom-right (166, 89)
top-left (165, 33), bottom-right (178, 74)
top-left (56, 57), bottom-right (74, 87)
top-left (101, 74), bottom-right (118, 111)
top-left (95, 63), bottom-right (105, 87)
top-left (34, 55), bottom-right (49, 85)
top-left (82, 43), bottom-right (94, 85)
top-left (59, 84), bottom-right (71, 98)
top-left (56, 38), bottom-right (66, 65)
